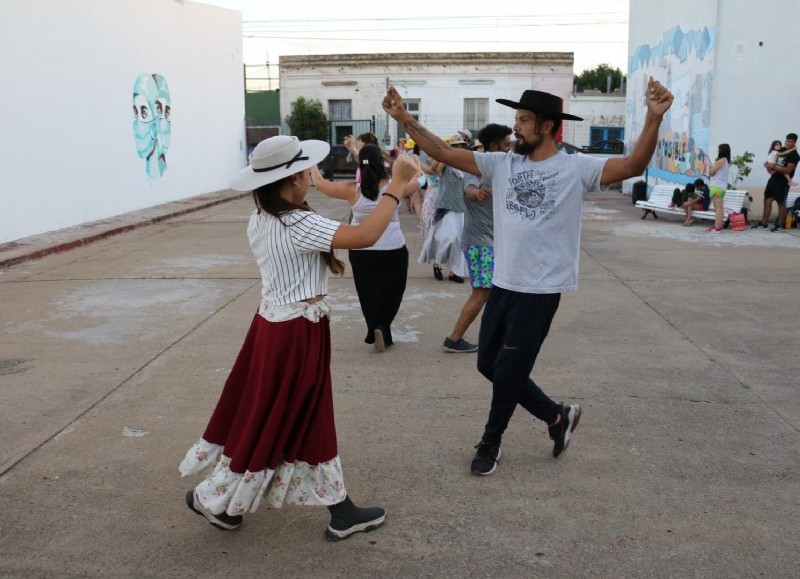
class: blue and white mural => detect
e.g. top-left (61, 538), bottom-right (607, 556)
top-left (627, 26), bottom-right (715, 185)
top-left (132, 74), bottom-right (171, 178)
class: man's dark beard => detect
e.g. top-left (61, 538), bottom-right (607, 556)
top-left (514, 140), bottom-right (536, 155)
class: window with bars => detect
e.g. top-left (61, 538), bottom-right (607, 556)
top-left (463, 98), bottom-right (488, 134)
top-left (396, 99), bottom-right (421, 139)
top-left (589, 126), bottom-right (624, 144)
top-left (328, 99), bottom-right (352, 121)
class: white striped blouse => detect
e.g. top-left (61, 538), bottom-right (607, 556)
top-left (247, 209), bottom-right (341, 305)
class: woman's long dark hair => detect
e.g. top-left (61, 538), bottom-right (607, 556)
top-left (358, 144), bottom-right (389, 201)
top-left (252, 177), bottom-right (345, 276)
top-left (717, 143), bottom-right (731, 162)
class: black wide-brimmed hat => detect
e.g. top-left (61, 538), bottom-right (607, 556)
top-left (496, 90), bottom-right (583, 121)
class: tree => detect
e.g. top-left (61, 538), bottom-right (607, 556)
top-left (286, 97), bottom-right (328, 141)
top-left (574, 64), bottom-right (624, 93)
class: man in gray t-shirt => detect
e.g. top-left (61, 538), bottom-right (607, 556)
top-left (443, 124), bottom-right (512, 354)
top-left (461, 172), bottom-right (493, 247)
top-left (384, 79), bottom-right (674, 476)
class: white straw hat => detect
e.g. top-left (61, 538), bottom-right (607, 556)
top-left (448, 134), bottom-right (468, 146)
top-left (231, 135), bottom-right (330, 191)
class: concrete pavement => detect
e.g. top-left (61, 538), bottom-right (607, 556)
top-left (1, 188), bottom-right (798, 577)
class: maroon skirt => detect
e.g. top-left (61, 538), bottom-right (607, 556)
top-left (179, 312), bottom-right (345, 514)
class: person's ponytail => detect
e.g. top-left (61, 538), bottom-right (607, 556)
top-left (358, 144), bottom-right (389, 200)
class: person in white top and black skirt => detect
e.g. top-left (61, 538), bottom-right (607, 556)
top-left (179, 135), bottom-right (418, 540)
top-left (311, 144), bottom-right (419, 351)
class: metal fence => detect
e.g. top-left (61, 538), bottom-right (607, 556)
top-left (278, 114), bottom-right (624, 151)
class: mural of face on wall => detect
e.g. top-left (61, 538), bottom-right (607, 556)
top-left (132, 74), bottom-right (171, 178)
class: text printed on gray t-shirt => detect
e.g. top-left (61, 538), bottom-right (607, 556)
top-left (473, 150), bottom-right (606, 294)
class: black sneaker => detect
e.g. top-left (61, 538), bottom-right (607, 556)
top-left (751, 223), bottom-right (767, 229)
top-left (771, 226), bottom-right (786, 232)
top-left (448, 273), bottom-right (465, 283)
top-left (185, 490), bottom-right (243, 531)
top-left (325, 497), bottom-right (386, 542)
top-left (548, 404), bottom-right (582, 458)
top-left (471, 440), bottom-right (501, 475)
top-left (442, 337), bottom-right (478, 353)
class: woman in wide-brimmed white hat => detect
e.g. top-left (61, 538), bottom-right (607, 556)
top-left (179, 135), bottom-right (418, 541)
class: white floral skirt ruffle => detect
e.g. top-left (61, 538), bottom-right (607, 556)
top-left (180, 439), bottom-right (346, 515)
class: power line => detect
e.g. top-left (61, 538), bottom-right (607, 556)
top-left (242, 14), bottom-right (627, 34)
top-left (244, 23), bottom-right (626, 35)
top-left (241, 14), bottom-right (628, 44)
top-left (242, 12), bottom-right (628, 25)
top-left (239, 12), bottom-right (629, 70)
top-left (244, 21), bottom-right (626, 30)
top-left (243, 35), bottom-right (627, 45)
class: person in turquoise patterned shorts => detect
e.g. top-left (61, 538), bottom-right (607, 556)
top-left (442, 124), bottom-right (512, 353)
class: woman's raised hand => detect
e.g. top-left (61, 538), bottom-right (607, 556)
top-left (391, 154), bottom-right (417, 183)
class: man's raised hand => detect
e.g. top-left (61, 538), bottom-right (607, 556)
top-left (646, 76), bottom-right (674, 117)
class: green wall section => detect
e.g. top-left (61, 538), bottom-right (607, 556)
top-left (245, 90), bottom-right (280, 126)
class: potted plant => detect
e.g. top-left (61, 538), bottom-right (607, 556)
top-left (728, 150), bottom-right (754, 189)
top-left (728, 150), bottom-right (755, 220)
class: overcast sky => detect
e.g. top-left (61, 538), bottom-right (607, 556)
top-left (197, 0), bottom-right (630, 75)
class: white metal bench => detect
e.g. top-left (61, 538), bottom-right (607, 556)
top-left (635, 184), bottom-right (747, 222)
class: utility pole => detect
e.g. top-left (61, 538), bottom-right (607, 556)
top-left (383, 77), bottom-right (391, 147)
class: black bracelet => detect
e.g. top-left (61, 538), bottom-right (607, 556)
top-left (381, 192), bottom-right (400, 205)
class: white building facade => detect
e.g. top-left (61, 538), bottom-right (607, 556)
top-left (565, 92), bottom-right (627, 149)
top-left (625, 0), bottom-right (800, 194)
top-left (279, 53), bottom-right (577, 146)
top-left (0, 0), bottom-right (245, 244)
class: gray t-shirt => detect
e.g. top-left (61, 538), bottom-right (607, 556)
top-left (436, 166), bottom-right (466, 212)
top-left (474, 150), bottom-right (606, 293)
top-left (462, 173), bottom-right (494, 247)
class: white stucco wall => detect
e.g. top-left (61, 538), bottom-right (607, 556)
top-left (711, 3), bottom-right (800, 185)
top-left (625, 0), bottom-right (798, 194)
top-left (0, 0), bottom-right (245, 244)
top-left (279, 53), bottom-right (575, 144)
